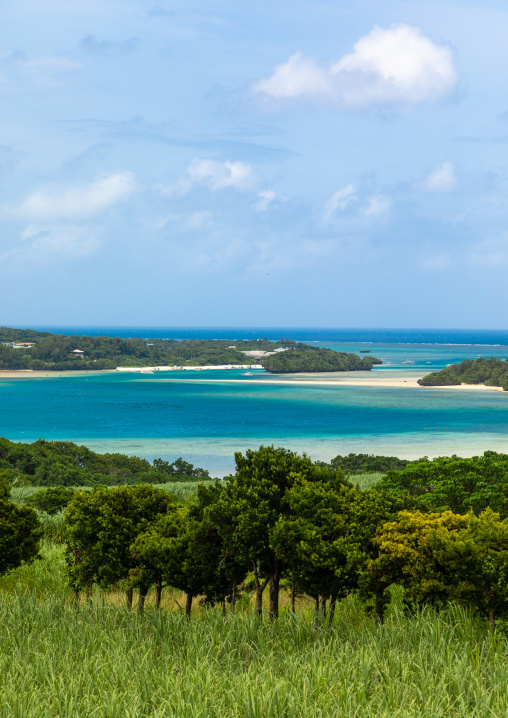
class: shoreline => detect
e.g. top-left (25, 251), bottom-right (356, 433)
top-left (0, 366), bottom-right (505, 391)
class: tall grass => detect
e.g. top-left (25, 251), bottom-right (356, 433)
top-left (350, 472), bottom-right (385, 491)
top-left (1, 545), bottom-right (508, 717)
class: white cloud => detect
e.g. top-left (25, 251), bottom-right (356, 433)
top-left (187, 159), bottom-right (252, 190)
top-left (165, 159), bottom-right (253, 195)
top-left (363, 196), bottom-right (392, 216)
top-left (254, 25), bottom-right (457, 109)
top-left (424, 162), bottom-right (457, 192)
top-left (2, 223), bottom-right (100, 266)
top-left (255, 189), bottom-right (276, 212)
top-left (6, 172), bottom-right (135, 221)
top-left (253, 53), bottom-right (331, 100)
top-left (324, 184), bottom-right (356, 221)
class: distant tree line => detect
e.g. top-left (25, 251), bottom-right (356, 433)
top-left (4, 445), bottom-right (508, 632)
top-left (418, 357), bottom-right (508, 390)
top-left (0, 327), bottom-right (382, 373)
top-left (0, 437), bottom-right (210, 487)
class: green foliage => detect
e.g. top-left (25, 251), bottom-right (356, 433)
top-left (374, 510), bottom-right (471, 611)
top-left (0, 436), bottom-right (209, 487)
top-left (330, 453), bottom-right (411, 473)
top-left (206, 445), bottom-right (349, 617)
top-left (376, 451), bottom-right (508, 516)
top-left (25, 486), bottom-right (76, 514)
top-left (64, 484), bottom-right (175, 593)
top-left (153, 457), bottom-right (210, 480)
top-left (260, 347), bottom-right (382, 373)
top-left (419, 357), bottom-right (508, 389)
top-left (0, 495), bottom-right (42, 576)
top-left (375, 508), bottom-right (508, 629)
top-left (0, 326), bottom-right (306, 371)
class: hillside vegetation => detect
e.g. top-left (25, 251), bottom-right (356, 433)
top-left (418, 357), bottom-right (508, 390)
top-left (0, 436), bottom-right (209, 486)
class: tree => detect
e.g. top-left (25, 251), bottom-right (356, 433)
top-left (0, 472), bottom-right (42, 577)
top-left (206, 445), bottom-right (348, 620)
top-left (131, 485), bottom-right (249, 616)
top-left (25, 487), bottom-right (76, 514)
top-left (64, 485), bottom-right (175, 607)
top-left (431, 509), bottom-right (508, 632)
top-left (271, 480), bottom-right (359, 622)
top-left (374, 510), bottom-right (470, 612)
top-left (376, 453), bottom-right (508, 517)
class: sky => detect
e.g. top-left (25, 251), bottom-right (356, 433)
top-left (1, 0), bottom-right (508, 329)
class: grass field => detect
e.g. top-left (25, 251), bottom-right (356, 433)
top-left (1, 542), bottom-right (508, 717)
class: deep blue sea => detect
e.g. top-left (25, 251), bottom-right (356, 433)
top-left (2, 327), bottom-right (508, 475)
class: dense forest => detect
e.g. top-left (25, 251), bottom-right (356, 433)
top-left (0, 437), bottom-right (209, 487)
top-left (260, 348), bottom-right (381, 373)
top-left (418, 357), bottom-right (508, 390)
top-left (0, 327), bottom-right (381, 373)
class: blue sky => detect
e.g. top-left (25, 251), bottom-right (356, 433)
top-left (1, 0), bottom-right (508, 328)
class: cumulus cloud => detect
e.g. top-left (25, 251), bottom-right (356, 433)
top-left (424, 161), bottom-right (457, 192)
top-left (324, 184), bottom-right (356, 221)
top-left (188, 159), bottom-right (252, 189)
top-left (253, 24), bottom-right (457, 109)
top-left (166, 159), bottom-right (253, 194)
top-left (253, 53), bottom-right (331, 100)
top-left (5, 172), bottom-right (135, 221)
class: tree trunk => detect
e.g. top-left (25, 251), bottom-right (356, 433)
top-left (313, 596), bottom-right (320, 631)
top-left (320, 596), bottom-right (327, 618)
top-left (88, 576), bottom-right (93, 606)
top-left (252, 561), bottom-right (269, 618)
top-left (375, 591), bottom-right (384, 625)
top-left (137, 586), bottom-right (148, 614)
top-left (231, 580), bottom-right (237, 615)
top-left (269, 561), bottom-right (281, 621)
top-left (329, 593), bottom-right (337, 625)
top-left (222, 600), bottom-right (226, 617)
top-left (185, 592), bottom-right (193, 619)
top-left (126, 587), bottom-right (133, 610)
top-left (489, 610), bottom-right (496, 634)
top-left (73, 588), bottom-right (80, 604)
top-left (155, 581), bottom-right (162, 610)
top-left (291, 582), bottom-right (296, 614)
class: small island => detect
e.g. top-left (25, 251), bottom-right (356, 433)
top-left (0, 327), bottom-right (382, 374)
top-left (418, 357), bottom-right (508, 391)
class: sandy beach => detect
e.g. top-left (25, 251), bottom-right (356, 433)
top-left (0, 366), bottom-right (506, 392)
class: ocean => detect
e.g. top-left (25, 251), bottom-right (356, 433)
top-left (2, 327), bottom-right (508, 475)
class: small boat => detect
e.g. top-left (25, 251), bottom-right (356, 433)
top-left (359, 349), bottom-right (371, 353)
top-left (242, 372), bottom-right (253, 376)
top-left (402, 359), bottom-right (415, 365)
top-left (426, 362), bottom-right (431, 365)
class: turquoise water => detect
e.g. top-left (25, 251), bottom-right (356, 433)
top-left (1, 336), bottom-right (508, 475)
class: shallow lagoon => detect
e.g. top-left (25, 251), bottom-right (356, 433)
top-left (1, 341), bottom-right (508, 475)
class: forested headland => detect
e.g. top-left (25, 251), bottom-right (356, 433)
top-left (418, 356), bottom-right (508, 390)
top-left (0, 326), bottom-right (381, 373)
